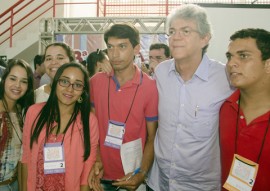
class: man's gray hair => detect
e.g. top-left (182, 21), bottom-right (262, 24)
top-left (166, 4), bottom-right (212, 53)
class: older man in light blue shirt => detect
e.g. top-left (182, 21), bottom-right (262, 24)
top-left (147, 4), bottom-right (234, 191)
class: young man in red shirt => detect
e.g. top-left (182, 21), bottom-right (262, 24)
top-left (89, 23), bottom-right (158, 191)
top-left (220, 28), bottom-right (270, 190)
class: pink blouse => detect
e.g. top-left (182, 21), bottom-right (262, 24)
top-left (22, 103), bottom-right (99, 191)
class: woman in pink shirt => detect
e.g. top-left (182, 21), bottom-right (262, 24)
top-left (21, 62), bottom-right (99, 191)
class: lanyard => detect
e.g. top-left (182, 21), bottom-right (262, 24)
top-left (235, 95), bottom-right (270, 163)
top-left (107, 74), bottom-right (141, 123)
top-left (2, 101), bottom-right (23, 143)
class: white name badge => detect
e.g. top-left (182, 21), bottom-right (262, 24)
top-left (223, 154), bottom-right (259, 191)
top-left (104, 120), bottom-right (125, 149)
top-left (43, 142), bottom-right (65, 174)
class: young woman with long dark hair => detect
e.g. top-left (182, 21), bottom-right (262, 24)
top-left (22, 63), bottom-right (99, 191)
top-left (0, 59), bottom-right (34, 191)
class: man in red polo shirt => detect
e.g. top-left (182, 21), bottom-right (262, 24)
top-left (220, 28), bottom-right (270, 191)
top-left (89, 23), bottom-right (158, 191)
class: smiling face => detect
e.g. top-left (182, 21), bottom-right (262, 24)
top-left (56, 67), bottom-right (84, 109)
top-left (226, 38), bottom-right (269, 90)
top-left (44, 45), bottom-right (71, 80)
top-left (168, 18), bottom-right (210, 62)
top-left (4, 65), bottom-right (28, 104)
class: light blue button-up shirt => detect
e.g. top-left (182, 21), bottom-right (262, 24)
top-left (148, 55), bottom-right (234, 191)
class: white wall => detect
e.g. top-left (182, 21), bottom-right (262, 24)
top-left (0, 0), bottom-right (17, 14)
top-left (64, 0), bottom-right (97, 17)
top-left (205, 7), bottom-right (270, 63)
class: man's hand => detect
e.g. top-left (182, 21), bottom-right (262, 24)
top-left (88, 161), bottom-right (104, 191)
top-left (149, 60), bottom-right (159, 74)
top-left (112, 172), bottom-right (145, 191)
top-left (141, 62), bottom-right (151, 76)
top-left (99, 59), bottom-right (112, 75)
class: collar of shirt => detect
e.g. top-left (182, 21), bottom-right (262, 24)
top-left (225, 89), bottom-right (270, 123)
top-left (111, 64), bottom-right (142, 90)
top-left (168, 54), bottom-right (210, 82)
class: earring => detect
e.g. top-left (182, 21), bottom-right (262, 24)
top-left (77, 96), bottom-right (83, 103)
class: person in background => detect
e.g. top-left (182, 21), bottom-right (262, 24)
top-left (0, 59), bottom-right (34, 191)
top-left (0, 58), bottom-right (7, 79)
top-left (88, 23), bottom-right (158, 191)
top-left (0, 58), bottom-right (7, 68)
top-left (21, 63), bottom-right (99, 191)
top-left (220, 28), bottom-right (270, 191)
top-left (147, 4), bottom-right (233, 191)
top-left (141, 43), bottom-right (171, 76)
top-left (86, 49), bottom-right (109, 77)
top-left (39, 73), bottom-right (51, 88)
top-left (33, 54), bottom-right (46, 89)
top-left (35, 42), bottom-right (75, 103)
top-left (80, 60), bottom-right (87, 68)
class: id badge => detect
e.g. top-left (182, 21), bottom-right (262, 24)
top-left (43, 142), bottom-right (65, 174)
top-left (223, 154), bottom-right (259, 191)
top-left (104, 120), bottom-right (125, 149)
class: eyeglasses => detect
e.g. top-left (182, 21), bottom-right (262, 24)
top-left (167, 28), bottom-right (199, 37)
top-left (58, 79), bottom-right (84, 91)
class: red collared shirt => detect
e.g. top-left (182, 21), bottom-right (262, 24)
top-left (220, 90), bottom-right (270, 190)
top-left (90, 65), bottom-right (158, 180)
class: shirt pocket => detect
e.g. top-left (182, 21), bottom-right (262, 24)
top-left (191, 104), bottom-right (220, 139)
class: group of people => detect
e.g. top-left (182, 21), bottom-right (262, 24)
top-left (0, 3), bottom-right (269, 191)
top-left (0, 47), bottom-right (99, 191)
top-left (86, 5), bottom-right (270, 191)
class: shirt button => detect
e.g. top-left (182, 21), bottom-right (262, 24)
top-left (240, 115), bottom-right (244, 119)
